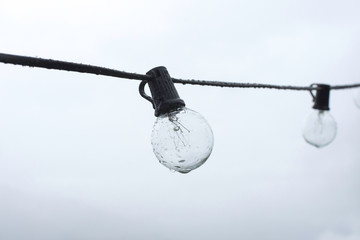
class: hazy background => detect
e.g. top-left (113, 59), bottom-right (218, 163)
top-left (0, 0), bottom-right (359, 239)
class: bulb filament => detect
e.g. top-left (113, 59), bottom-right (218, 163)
top-left (168, 113), bottom-right (190, 148)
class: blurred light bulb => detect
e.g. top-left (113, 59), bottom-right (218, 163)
top-left (140, 66), bottom-right (214, 173)
top-left (354, 88), bottom-right (360, 108)
top-left (303, 84), bottom-right (337, 148)
top-left (152, 107), bottom-right (213, 173)
top-left (303, 110), bottom-right (337, 148)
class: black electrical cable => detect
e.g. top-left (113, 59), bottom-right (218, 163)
top-left (0, 53), bottom-right (150, 81)
top-left (1, 53), bottom-right (360, 91)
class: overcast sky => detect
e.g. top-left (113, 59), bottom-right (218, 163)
top-left (0, 0), bottom-right (359, 239)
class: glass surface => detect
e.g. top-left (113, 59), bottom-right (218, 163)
top-left (303, 110), bottom-right (337, 148)
top-left (151, 107), bottom-right (214, 173)
top-left (354, 89), bottom-right (360, 108)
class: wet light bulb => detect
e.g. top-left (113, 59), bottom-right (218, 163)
top-left (303, 84), bottom-right (337, 148)
top-left (140, 66), bottom-right (214, 173)
top-left (354, 88), bottom-right (360, 108)
top-left (152, 107), bottom-right (213, 173)
top-left (303, 110), bottom-right (337, 148)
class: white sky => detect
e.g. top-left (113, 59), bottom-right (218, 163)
top-left (0, 0), bottom-right (359, 239)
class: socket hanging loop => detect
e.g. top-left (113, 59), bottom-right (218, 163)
top-left (139, 80), bottom-right (155, 109)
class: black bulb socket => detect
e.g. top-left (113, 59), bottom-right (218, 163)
top-left (146, 66), bottom-right (186, 117)
top-left (312, 84), bottom-right (330, 111)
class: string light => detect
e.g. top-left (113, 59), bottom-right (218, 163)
top-left (0, 53), bottom-right (359, 173)
top-left (139, 67), bottom-right (214, 173)
top-left (303, 84), bottom-right (337, 148)
top-left (354, 88), bottom-right (360, 109)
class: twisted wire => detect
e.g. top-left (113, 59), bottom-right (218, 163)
top-left (1, 53), bottom-right (359, 91)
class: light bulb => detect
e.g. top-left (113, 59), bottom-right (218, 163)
top-left (303, 84), bottom-right (337, 148)
top-left (140, 66), bottom-right (214, 173)
top-left (354, 88), bottom-right (360, 108)
top-left (303, 110), bottom-right (337, 148)
top-left (152, 107), bottom-right (213, 173)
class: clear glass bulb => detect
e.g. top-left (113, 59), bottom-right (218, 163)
top-left (151, 107), bottom-right (214, 174)
top-left (303, 110), bottom-right (337, 148)
top-left (354, 88), bottom-right (360, 108)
